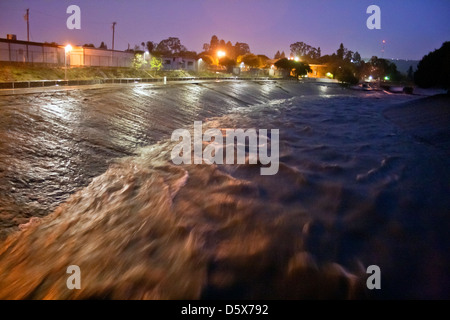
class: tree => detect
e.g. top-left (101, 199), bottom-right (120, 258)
top-left (336, 43), bottom-right (345, 60)
top-left (226, 41), bottom-right (234, 56)
top-left (336, 66), bottom-right (359, 85)
top-left (146, 41), bottom-right (155, 53)
top-left (274, 58), bottom-right (311, 79)
top-left (293, 62), bottom-right (312, 78)
top-left (407, 65), bottom-right (414, 81)
top-left (242, 53), bottom-right (260, 68)
top-left (210, 35), bottom-right (219, 51)
top-left (352, 51), bottom-right (362, 64)
top-left (274, 51), bottom-right (281, 59)
top-left (414, 42), bottom-right (450, 89)
top-left (345, 50), bottom-right (354, 62)
top-left (235, 42), bottom-right (250, 56)
top-left (83, 43), bottom-right (95, 48)
top-left (132, 53), bottom-right (147, 69)
top-left (274, 58), bottom-right (292, 71)
top-left (290, 41), bottom-right (307, 57)
top-left (257, 55), bottom-right (270, 68)
top-left (290, 41), bottom-right (321, 62)
top-left (155, 37), bottom-right (187, 56)
top-left (199, 54), bottom-right (215, 66)
top-left (150, 56), bottom-right (162, 73)
top-left (99, 41), bottom-right (107, 50)
top-left (219, 57), bottom-right (236, 72)
top-left (203, 43), bottom-right (210, 52)
top-left (368, 56), bottom-right (401, 81)
top-left (280, 51), bottom-right (286, 59)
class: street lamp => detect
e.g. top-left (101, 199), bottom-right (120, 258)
top-left (64, 44), bottom-right (72, 81)
top-left (216, 51), bottom-right (226, 68)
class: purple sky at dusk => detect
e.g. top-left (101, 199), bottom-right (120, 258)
top-left (0, 0), bottom-right (449, 60)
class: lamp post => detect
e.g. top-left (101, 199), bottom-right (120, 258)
top-left (64, 44), bottom-right (72, 81)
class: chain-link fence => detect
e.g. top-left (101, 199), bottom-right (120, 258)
top-left (0, 39), bottom-right (134, 67)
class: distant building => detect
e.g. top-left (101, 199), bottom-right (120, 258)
top-left (68, 46), bottom-right (134, 67)
top-left (0, 37), bottom-right (134, 67)
top-left (0, 37), bottom-right (64, 64)
top-left (269, 58), bottom-right (329, 78)
top-left (161, 56), bottom-right (197, 71)
top-left (307, 64), bottom-right (327, 78)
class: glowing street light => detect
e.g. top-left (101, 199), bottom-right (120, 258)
top-left (294, 56), bottom-right (300, 62)
top-left (216, 51), bottom-right (226, 68)
top-left (64, 44), bottom-right (72, 81)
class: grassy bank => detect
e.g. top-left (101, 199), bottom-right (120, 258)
top-left (0, 63), bottom-right (236, 82)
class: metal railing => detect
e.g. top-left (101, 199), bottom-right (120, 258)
top-left (0, 77), bottom-right (288, 90)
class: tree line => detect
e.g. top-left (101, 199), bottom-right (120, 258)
top-left (87, 35), bottom-right (449, 88)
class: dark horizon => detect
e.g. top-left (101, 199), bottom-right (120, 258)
top-left (0, 0), bottom-right (449, 61)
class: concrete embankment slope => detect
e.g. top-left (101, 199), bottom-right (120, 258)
top-left (0, 80), bottom-right (339, 239)
top-left (383, 94), bottom-right (450, 154)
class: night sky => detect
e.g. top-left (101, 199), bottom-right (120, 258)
top-left (0, 0), bottom-right (449, 60)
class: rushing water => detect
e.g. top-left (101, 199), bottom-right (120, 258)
top-left (0, 81), bottom-right (448, 299)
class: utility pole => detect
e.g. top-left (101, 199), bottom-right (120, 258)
top-left (25, 8), bottom-right (29, 61)
top-left (112, 22), bottom-right (116, 51)
top-left (111, 22), bottom-right (117, 67)
top-left (26, 9), bottom-right (30, 42)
